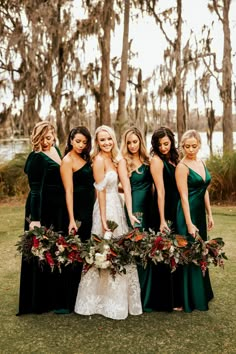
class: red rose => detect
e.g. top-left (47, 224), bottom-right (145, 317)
top-left (45, 251), bottom-right (54, 266)
top-left (154, 236), bottom-right (164, 250)
top-left (33, 236), bottom-right (39, 248)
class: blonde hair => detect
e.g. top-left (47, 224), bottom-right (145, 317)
top-left (92, 125), bottom-right (121, 166)
top-left (180, 129), bottom-right (201, 156)
top-left (120, 127), bottom-right (149, 176)
top-left (31, 121), bottom-right (56, 151)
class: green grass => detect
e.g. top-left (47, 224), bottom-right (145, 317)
top-left (0, 203), bottom-right (235, 354)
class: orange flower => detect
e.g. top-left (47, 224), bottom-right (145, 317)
top-left (94, 236), bottom-right (102, 242)
top-left (135, 234), bottom-right (144, 242)
top-left (110, 249), bottom-right (118, 257)
top-left (175, 235), bottom-right (188, 247)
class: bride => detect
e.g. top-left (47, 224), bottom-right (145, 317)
top-left (74, 125), bottom-right (142, 320)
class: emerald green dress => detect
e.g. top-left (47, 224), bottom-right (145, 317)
top-left (151, 161), bottom-right (182, 311)
top-left (176, 163), bottom-right (214, 312)
top-left (18, 148), bottom-right (67, 315)
top-left (126, 164), bottom-right (154, 312)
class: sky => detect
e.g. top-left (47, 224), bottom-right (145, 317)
top-left (73, 0), bottom-right (236, 116)
top-left (1, 0), bottom-right (236, 117)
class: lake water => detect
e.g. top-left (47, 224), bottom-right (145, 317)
top-left (0, 132), bottom-right (236, 163)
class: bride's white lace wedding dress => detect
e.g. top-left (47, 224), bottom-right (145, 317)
top-left (74, 170), bottom-right (142, 320)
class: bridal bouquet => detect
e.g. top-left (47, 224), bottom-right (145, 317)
top-left (80, 220), bottom-right (132, 277)
top-left (16, 225), bottom-right (83, 272)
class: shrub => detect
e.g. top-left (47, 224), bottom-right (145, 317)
top-left (206, 152), bottom-right (236, 202)
top-left (0, 153), bottom-right (29, 199)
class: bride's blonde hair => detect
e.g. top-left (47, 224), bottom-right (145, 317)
top-left (92, 125), bottom-right (121, 166)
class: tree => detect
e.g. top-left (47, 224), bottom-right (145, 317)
top-left (208, 0), bottom-right (233, 153)
top-left (116, 0), bottom-right (130, 139)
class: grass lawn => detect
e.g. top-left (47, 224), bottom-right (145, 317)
top-left (0, 203), bottom-right (235, 354)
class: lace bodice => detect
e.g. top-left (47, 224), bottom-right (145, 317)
top-left (92, 170), bottom-right (128, 238)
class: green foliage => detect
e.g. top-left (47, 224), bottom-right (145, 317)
top-left (206, 152), bottom-right (236, 202)
top-left (0, 153), bottom-right (29, 199)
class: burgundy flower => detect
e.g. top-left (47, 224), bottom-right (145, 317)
top-left (33, 236), bottom-right (39, 248)
top-left (154, 236), bottom-right (164, 250)
top-left (45, 251), bottom-right (54, 266)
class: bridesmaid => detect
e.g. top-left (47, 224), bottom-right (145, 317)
top-left (119, 127), bottom-right (154, 312)
top-left (61, 126), bottom-right (95, 239)
top-left (150, 126), bottom-right (183, 311)
top-left (17, 121), bottom-right (67, 315)
top-left (175, 129), bottom-right (214, 312)
top-left (60, 126), bottom-right (95, 311)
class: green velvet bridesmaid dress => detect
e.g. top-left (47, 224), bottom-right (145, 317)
top-left (126, 164), bottom-right (154, 312)
top-left (176, 163), bottom-right (214, 312)
top-left (18, 148), bottom-right (67, 315)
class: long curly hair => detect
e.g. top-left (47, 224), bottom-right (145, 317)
top-left (150, 126), bottom-right (179, 165)
top-left (92, 125), bottom-right (121, 166)
top-left (64, 126), bottom-right (92, 161)
top-left (31, 121), bottom-right (56, 151)
top-left (120, 127), bottom-right (150, 176)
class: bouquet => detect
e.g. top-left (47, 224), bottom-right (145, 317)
top-left (16, 225), bottom-right (83, 272)
top-left (181, 234), bottom-right (227, 275)
top-left (80, 220), bottom-right (133, 277)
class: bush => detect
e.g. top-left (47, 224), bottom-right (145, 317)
top-left (0, 153), bottom-right (29, 199)
top-left (206, 152), bottom-right (236, 202)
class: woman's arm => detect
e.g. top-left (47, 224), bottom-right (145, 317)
top-left (175, 163), bottom-right (199, 236)
top-left (60, 157), bottom-right (77, 233)
top-left (204, 190), bottom-right (214, 230)
top-left (150, 156), bottom-right (169, 232)
top-left (118, 159), bottom-right (139, 227)
top-left (93, 156), bottom-right (109, 232)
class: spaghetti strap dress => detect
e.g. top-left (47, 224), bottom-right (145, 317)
top-left (125, 164), bottom-right (154, 312)
top-left (176, 163), bottom-right (214, 312)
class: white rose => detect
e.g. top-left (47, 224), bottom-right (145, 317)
top-left (104, 231), bottom-right (112, 240)
top-left (95, 253), bottom-right (106, 263)
top-left (85, 255), bottom-right (94, 265)
top-left (103, 244), bottom-right (110, 253)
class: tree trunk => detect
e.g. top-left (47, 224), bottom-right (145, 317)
top-left (116, 0), bottom-right (130, 142)
top-left (99, 0), bottom-right (114, 127)
top-left (176, 0), bottom-right (185, 144)
top-left (222, 0), bottom-right (233, 153)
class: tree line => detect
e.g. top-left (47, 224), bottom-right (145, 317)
top-left (0, 0), bottom-right (234, 153)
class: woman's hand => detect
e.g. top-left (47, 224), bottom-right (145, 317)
top-left (68, 220), bottom-right (78, 235)
top-left (160, 221), bottom-right (170, 233)
top-left (102, 221), bottom-right (111, 233)
top-left (129, 214), bottom-right (140, 228)
top-left (187, 222), bottom-right (199, 238)
top-left (207, 215), bottom-right (214, 231)
top-left (29, 221), bottom-right (41, 230)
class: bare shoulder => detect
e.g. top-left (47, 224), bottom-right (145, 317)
top-left (176, 160), bottom-right (188, 173)
top-left (93, 154), bottom-right (105, 168)
top-left (61, 153), bottom-right (72, 167)
top-left (118, 157), bottom-right (127, 167)
top-left (150, 154), bottom-right (163, 167)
